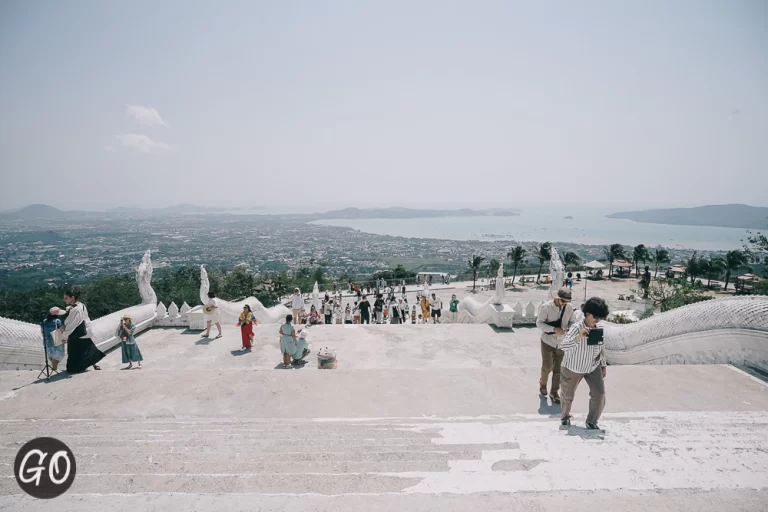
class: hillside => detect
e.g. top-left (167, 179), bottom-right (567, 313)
top-left (1, 204), bottom-right (64, 219)
top-left (606, 204), bottom-right (768, 229)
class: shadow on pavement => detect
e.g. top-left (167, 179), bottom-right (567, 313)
top-left (537, 395), bottom-right (561, 416)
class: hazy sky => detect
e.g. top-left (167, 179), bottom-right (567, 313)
top-left (1, 1), bottom-right (766, 211)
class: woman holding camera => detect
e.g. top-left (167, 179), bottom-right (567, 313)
top-left (117, 314), bottom-right (143, 369)
top-left (559, 297), bottom-right (609, 430)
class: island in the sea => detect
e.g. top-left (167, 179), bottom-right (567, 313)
top-left (563, 215), bottom-right (573, 220)
top-left (317, 207), bottom-right (520, 220)
top-left (606, 204), bottom-right (768, 229)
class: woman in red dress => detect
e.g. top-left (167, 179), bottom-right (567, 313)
top-left (237, 305), bottom-right (257, 350)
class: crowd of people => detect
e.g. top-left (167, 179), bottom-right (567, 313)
top-left (288, 287), bottom-right (460, 326)
top-left (40, 283), bottom-right (611, 430)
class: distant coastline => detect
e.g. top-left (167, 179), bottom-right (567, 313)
top-left (607, 204), bottom-right (768, 230)
top-left (317, 207), bottom-right (520, 220)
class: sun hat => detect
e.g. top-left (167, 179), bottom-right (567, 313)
top-left (556, 288), bottom-right (572, 300)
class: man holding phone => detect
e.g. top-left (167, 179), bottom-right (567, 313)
top-left (536, 288), bottom-right (576, 403)
top-left (559, 297), bottom-right (610, 430)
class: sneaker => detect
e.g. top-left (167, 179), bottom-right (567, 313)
top-left (561, 417), bottom-right (571, 427)
top-left (539, 384), bottom-right (547, 396)
top-left (549, 392), bottom-right (560, 404)
top-left (586, 422), bottom-right (600, 430)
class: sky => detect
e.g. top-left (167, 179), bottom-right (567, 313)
top-left (0, 0), bottom-right (766, 212)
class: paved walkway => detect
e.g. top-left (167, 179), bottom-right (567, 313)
top-left (1, 324), bottom-right (767, 510)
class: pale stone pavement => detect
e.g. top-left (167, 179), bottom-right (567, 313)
top-left (1, 324), bottom-right (767, 511)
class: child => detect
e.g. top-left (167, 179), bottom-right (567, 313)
top-left (418, 314), bottom-right (423, 324)
top-left (353, 301), bottom-right (361, 324)
top-left (344, 304), bottom-right (353, 324)
top-left (411, 306), bottom-right (418, 324)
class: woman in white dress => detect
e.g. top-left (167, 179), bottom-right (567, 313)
top-left (60, 290), bottom-right (104, 373)
top-left (202, 291), bottom-right (223, 339)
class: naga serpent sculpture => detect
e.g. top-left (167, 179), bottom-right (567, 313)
top-left (199, 265), bottom-right (290, 324)
top-left (0, 249), bottom-right (158, 369)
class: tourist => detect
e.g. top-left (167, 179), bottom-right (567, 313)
top-left (411, 305), bottom-right (418, 324)
top-left (356, 286), bottom-right (362, 302)
top-left (202, 291), bottom-right (222, 339)
top-left (374, 294), bottom-right (385, 324)
top-left (41, 306), bottom-right (66, 372)
top-left (448, 294), bottom-right (460, 322)
top-left (344, 304), bottom-right (353, 324)
top-left (334, 300), bottom-right (343, 324)
top-left (59, 290), bottom-right (104, 373)
top-left (237, 305), bottom-right (257, 350)
top-left (353, 301), bottom-right (361, 324)
top-left (390, 298), bottom-right (403, 324)
top-left (116, 314), bottom-right (143, 369)
top-left (308, 305), bottom-right (322, 325)
top-left (402, 284), bottom-right (406, 296)
top-left (291, 288), bottom-right (304, 324)
top-left (420, 295), bottom-right (430, 323)
top-left (278, 314), bottom-right (309, 368)
top-left (559, 297), bottom-right (610, 429)
top-left (358, 295), bottom-right (371, 324)
top-left (536, 288), bottom-right (577, 404)
top-left (324, 299), bottom-right (333, 324)
top-left (324, 292), bottom-right (330, 304)
top-left (430, 293), bottom-right (443, 324)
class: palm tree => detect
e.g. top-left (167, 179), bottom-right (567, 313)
top-left (534, 242), bottom-right (552, 283)
top-left (604, 244), bottom-right (626, 278)
top-left (653, 247), bottom-right (670, 278)
top-left (686, 253), bottom-right (702, 285)
top-left (633, 244), bottom-right (651, 277)
top-left (507, 246), bottom-right (527, 284)
top-left (723, 250), bottom-right (749, 291)
top-left (701, 256), bottom-right (726, 288)
top-left (488, 258), bottom-right (501, 279)
top-left (563, 252), bottom-right (581, 272)
top-left (468, 254), bottom-right (485, 292)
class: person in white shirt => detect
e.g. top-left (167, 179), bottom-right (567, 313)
top-left (202, 291), bottom-right (222, 339)
top-left (333, 301), bottom-right (343, 324)
top-left (344, 304), bottom-right (353, 324)
top-left (535, 288), bottom-right (576, 403)
top-left (559, 297), bottom-right (610, 430)
top-left (60, 290), bottom-right (105, 373)
top-left (323, 300), bottom-right (333, 324)
top-left (291, 288), bottom-right (304, 325)
top-left (429, 293), bottom-right (443, 324)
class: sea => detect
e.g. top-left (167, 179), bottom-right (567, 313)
top-left (312, 207), bottom-right (748, 251)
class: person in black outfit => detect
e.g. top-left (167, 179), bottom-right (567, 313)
top-left (358, 295), bottom-right (371, 324)
top-left (390, 298), bottom-right (402, 324)
top-left (373, 294), bottom-right (384, 324)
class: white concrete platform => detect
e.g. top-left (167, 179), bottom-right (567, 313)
top-left (1, 324), bottom-right (767, 511)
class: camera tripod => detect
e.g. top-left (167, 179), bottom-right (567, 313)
top-left (37, 321), bottom-right (59, 380)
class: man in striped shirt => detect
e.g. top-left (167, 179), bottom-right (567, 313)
top-left (559, 297), bottom-right (610, 430)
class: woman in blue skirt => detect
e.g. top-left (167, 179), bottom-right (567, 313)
top-left (116, 314), bottom-right (143, 369)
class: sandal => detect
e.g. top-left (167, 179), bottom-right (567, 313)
top-left (93, 365), bottom-right (101, 371)
top-left (214, 334), bottom-right (223, 339)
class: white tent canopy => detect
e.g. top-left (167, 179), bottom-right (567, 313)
top-left (583, 260), bottom-right (606, 269)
